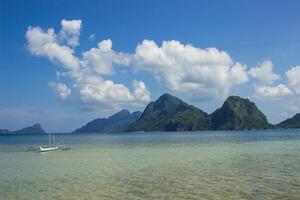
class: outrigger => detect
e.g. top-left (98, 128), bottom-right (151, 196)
top-left (39, 133), bottom-right (59, 152)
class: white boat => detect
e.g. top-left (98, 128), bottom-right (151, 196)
top-left (39, 146), bottom-right (59, 152)
top-left (39, 134), bottom-right (59, 152)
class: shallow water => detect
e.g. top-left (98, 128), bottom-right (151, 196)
top-left (1, 130), bottom-right (300, 200)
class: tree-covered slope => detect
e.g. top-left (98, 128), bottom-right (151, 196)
top-left (277, 113), bottom-right (300, 128)
top-left (210, 96), bottom-right (273, 130)
top-left (128, 93), bottom-right (211, 131)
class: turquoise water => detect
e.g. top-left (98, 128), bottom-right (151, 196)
top-left (0, 130), bottom-right (300, 200)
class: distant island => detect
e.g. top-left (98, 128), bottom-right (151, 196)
top-left (1, 94), bottom-right (300, 134)
top-left (73, 110), bottom-right (141, 133)
top-left (0, 124), bottom-right (46, 135)
top-left (73, 93), bottom-right (300, 133)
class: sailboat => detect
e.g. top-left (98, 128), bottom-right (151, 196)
top-left (39, 133), bottom-right (59, 152)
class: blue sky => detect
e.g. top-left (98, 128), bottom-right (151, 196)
top-left (1, 0), bottom-right (300, 132)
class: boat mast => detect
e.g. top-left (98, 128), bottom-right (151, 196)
top-left (48, 133), bottom-right (51, 148)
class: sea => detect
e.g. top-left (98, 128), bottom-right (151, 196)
top-left (0, 130), bottom-right (300, 200)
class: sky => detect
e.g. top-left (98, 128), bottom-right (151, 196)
top-left (1, 0), bottom-right (300, 132)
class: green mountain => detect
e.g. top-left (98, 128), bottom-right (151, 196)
top-left (277, 113), bottom-right (300, 128)
top-left (210, 96), bottom-right (273, 130)
top-left (128, 93), bottom-right (211, 131)
top-left (0, 124), bottom-right (46, 134)
top-left (73, 109), bottom-right (142, 133)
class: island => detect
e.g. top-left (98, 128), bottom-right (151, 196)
top-left (2, 94), bottom-right (299, 134)
top-left (73, 93), bottom-right (300, 133)
top-left (277, 113), bottom-right (300, 129)
top-left (73, 110), bottom-right (141, 133)
top-left (0, 124), bottom-right (46, 135)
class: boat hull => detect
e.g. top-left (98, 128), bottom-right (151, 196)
top-left (39, 146), bottom-right (59, 152)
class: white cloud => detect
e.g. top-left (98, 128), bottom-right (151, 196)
top-left (26, 26), bottom-right (80, 69)
top-left (251, 64), bottom-right (300, 100)
top-left (134, 40), bottom-right (248, 100)
top-left (229, 63), bottom-right (249, 85)
top-left (81, 39), bottom-right (131, 75)
top-left (249, 60), bottom-right (280, 85)
top-left (133, 80), bottom-right (151, 102)
top-left (49, 82), bottom-right (71, 99)
top-left (34, 19), bottom-right (300, 108)
top-left (249, 60), bottom-right (288, 100)
top-left (59, 19), bottom-right (82, 47)
top-left (26, 21), bottom-right (149, 108)
top-left (75, 39), bottom-right (149, 105)
top-left (286, 66), bottom-right (300, 95)
top-left (76, 75), bottom-right (150, 105)
top-left (254, 84), bottom-right (293, 99)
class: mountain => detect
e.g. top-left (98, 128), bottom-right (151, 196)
top-left (210, 96), bottom-right (273, 130)
top-left (0, 129), bottom-right (10, 134)
top-left (277, 113), bottom-right (300, 128)
top-left (0, 124), bottom-right (46, 134)
top-left (14, 124), bottom-right (46, 134)
top-left (128, 93), bottom-right (211, 131)
top-left (73, 109), bottom-right (142, 133)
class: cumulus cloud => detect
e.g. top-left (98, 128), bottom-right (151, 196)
top-left (34, 19), bottom-right (300, 107)
top-left (73, 39), bottom-right (148, 105)
top-left (254, 84), bottom-right (293, 99)
top-left (251, 63), bottom-right (300, 100)
top-left (59, 19), bottom-right (82, 47)
top-left (33, 19), bottom-right (300, 106)
top-left (27, 19), bottom-right (252, 105)
top-left (229, 63), bottom-right (249, 85)
top-left (81, 39), bottom-right (131, 75)
top-left (49, 82), bottom-right (72, 99)
top-left (249, 60), bottom-right (280, 85)
top-left (133, 80), bottom-right (151, 102)
top-left (26, 20), bottom-right (150, 108)
top-left (248, 60), bottom-right (291, 100)
top-left (26, 26), bottom-right (80, 69)
top-left (286, 66), bottom-right (300, 95)
top-left (76, 76), bottom-right (150, 104)
top-left (134, 40), bottom-right (248, 99)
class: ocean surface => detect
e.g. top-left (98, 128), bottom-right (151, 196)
top-left (0, 130), bottom-right (300, 200)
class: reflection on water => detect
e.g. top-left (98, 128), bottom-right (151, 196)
top-left (0, 130), bottom-right (300, 199)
